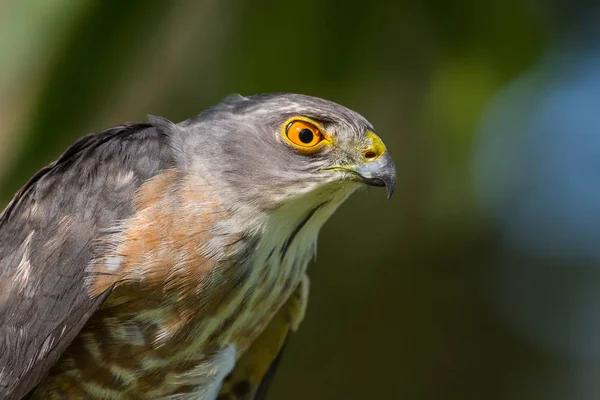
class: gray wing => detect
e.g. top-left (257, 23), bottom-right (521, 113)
top-left (0, 121), bottom-right (176, 399)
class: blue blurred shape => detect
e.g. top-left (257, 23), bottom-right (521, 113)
top-left (473, 22), bottom-right (600, 262)
top-left (472, 10), bottom-right (600, 371)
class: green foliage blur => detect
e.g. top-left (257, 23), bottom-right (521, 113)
top-left (0, 1), bottom-right (563, 399)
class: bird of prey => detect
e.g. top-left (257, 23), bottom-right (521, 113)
top-left (0, 93), bottom-right (395, 399)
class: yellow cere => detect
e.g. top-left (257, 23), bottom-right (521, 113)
top-left (364, 131), bottom-right (387, 162)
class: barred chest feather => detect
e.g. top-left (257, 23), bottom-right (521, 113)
top-left (32, 171), bottom-right (348, 399)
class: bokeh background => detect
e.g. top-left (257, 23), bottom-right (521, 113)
top-left (2, 1), bottom-right (600, 399)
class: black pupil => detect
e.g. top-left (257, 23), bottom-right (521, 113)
top-left (298, 128), bottom-right (314, 144)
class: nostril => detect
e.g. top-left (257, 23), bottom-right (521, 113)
top-left (364, 150), bottom-right (377, 160)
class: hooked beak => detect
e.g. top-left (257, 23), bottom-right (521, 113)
top-left (354, 151), bottom-right (396, 199)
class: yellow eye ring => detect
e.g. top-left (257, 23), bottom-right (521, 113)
top-left (281, 117), bottom-right (330, 152)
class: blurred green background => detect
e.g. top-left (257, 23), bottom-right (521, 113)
top-left (3, 1), bottom-right (600, 399)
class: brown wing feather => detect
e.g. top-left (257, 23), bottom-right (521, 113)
top-left (0, 120), bottom-right (177, 399)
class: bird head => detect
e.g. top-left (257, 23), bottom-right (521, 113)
top-left (176, 93), bottom-right (396, 212)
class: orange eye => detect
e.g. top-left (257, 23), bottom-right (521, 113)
top-left (285, 120), bottom-right (324, 148)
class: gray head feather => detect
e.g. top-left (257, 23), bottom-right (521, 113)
top-left (174, 93), bottom-right (379, 209)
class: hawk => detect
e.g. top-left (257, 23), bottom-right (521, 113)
top-left (0, 93), bottom-right (395, 399)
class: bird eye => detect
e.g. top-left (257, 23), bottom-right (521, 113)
top-left (285, 120), bottom-right (324, 148)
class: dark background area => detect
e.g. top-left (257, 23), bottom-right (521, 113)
top-left (2, 1), bottom-right (600, 399)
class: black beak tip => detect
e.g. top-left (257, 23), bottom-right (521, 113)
top-left (386, 183), bottom-right (395, 200)
top-left (384, 174), bottom-right (396, 200)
